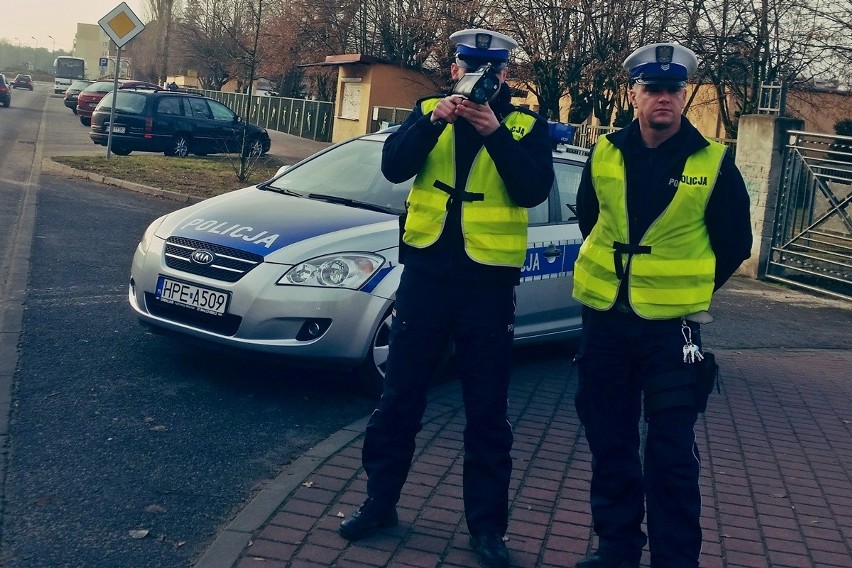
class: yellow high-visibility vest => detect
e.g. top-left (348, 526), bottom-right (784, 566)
top-left (402, 97), bottom-right (536, 268)
top-left (572, 135), bottom-right (727, 318)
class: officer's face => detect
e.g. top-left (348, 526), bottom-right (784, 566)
top-left (629, 83), bottom-right (686, 132)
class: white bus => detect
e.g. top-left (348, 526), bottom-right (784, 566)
top-left (54, 56), bottom-right (86, 94)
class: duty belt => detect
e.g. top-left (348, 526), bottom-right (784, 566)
top-left (612, 241), bottom-right (651, 280)
top-left (433, 180), bottom-right (484, 209)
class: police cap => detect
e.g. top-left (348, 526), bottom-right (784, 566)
top-left (623, 43), bottom-right (698, 87)
top-left (450, 28), bottom-right (517, 71)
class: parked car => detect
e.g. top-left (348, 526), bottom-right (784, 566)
top-left (76, 79), bottom-right (160, 126)
top-left (128, 126), bottom-right (586, 393)
top-left (0, 75), bottom-right (9, 107)
top-left (64, 79), bottom-right (94, 113)
top-left (11, 74), bottom-right (33, 90)
top-left (89, 89), bottom-right (271, 157)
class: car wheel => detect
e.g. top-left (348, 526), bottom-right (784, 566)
top-left (80, 117), bottom-right (91, 126)
top-left (111, 147), bottom-right (132, 156)
top-left (356, 307), bottom-right (393, 397)
top-left (165, 135), bottom-right (190, 157)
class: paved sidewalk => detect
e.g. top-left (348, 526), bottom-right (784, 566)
top-left (194, 276), bottom-right (852, 568)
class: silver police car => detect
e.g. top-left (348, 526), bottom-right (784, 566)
top-left (129, 126), bottom-right (586, 393)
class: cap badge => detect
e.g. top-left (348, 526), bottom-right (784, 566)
top-left (655, 45), bottom-right (674, 69)
top-left (475, 33), bottom-right (492, 49)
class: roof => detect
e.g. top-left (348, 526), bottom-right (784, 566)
top-left (299, 54), bottom-right (389, 68)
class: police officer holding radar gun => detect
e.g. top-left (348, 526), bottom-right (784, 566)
top-left (338, 29), bottom-right (554, 568)
top-left (571, 43), bottom-right (752, 568)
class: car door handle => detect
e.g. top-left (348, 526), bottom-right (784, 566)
top-left (543, 245), bottom-right (563, 258)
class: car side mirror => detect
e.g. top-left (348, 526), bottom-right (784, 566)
top-left (566, 203), bottom-right (578, 221)
top-left (233, 115), bottom-right (241, 124)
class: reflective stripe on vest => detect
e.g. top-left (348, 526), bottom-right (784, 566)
top-left (402, 97), bottom-right (535, 268)
top-left (572, 135), bottom-right (727, 319)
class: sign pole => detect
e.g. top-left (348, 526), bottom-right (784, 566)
top-left (106, 46), bottom-right (122, 159)
top-left (98, 2), bottom-right (145, 159)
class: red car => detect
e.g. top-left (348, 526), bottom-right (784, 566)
top-left (11, 74), bottom-right (34, 90)
top-left (76, 80), bottom-right (160, 126)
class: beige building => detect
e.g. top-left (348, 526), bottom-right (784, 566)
top-left (73, 23), bottom-right (135, 80)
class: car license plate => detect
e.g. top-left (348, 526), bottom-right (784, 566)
top-left (155, 276), bottom-right (229, 316)
top-left (110, 125), bottom-right (125, 134)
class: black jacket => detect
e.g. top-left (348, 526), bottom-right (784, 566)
top-left (576, 118), bottom-right (752, 293)
top-left (381, 84), bottom-right (554, 285)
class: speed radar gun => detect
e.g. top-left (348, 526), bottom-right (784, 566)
top-left (451, 63), bottom-right (500, 105)
top-left (432, 63), bottom-right (501, 128)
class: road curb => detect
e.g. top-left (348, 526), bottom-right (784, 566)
top-left (40, 158), bottom-right (201, 204)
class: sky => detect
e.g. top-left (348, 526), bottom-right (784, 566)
top-left (1, 0), bottom-right (149, 53)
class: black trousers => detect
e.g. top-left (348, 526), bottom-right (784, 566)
top-left (574, 307), bottom-right (702, 568)
top-left (362, 268), bottom-right (515, 536)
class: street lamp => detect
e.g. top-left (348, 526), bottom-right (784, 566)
top-left (31, 36), bottom-right (39, 70)
top-left (48, 35), bottom-right (55, 54)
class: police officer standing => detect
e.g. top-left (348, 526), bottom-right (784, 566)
top-left (571, 43), bottom-right (752, 568)
top-left (338, 28), bottom-right (554, 568)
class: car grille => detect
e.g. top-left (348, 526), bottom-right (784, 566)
top-left (144, 293), bottom-right (242, 335)
top-left (164, 237), bottom-right (263, 282)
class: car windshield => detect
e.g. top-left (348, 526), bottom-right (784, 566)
top-left (265, 136), bottom-right (411, 214)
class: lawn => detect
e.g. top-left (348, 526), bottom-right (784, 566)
top-left (51, 154), bottom-right (286, 200)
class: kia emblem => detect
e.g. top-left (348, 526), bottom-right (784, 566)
top-left (190, 249), bottom-right (215, 265)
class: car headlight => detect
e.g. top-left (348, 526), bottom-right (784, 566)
top-left (278, 253), bottom-right (385, 289)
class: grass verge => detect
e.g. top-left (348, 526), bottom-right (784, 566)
top-left (51, 154), bottom-right (286, 200)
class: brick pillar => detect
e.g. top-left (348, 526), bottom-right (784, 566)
top-left (733, 114), bottom-right (804, 278)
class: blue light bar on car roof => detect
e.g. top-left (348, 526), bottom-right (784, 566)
top-left (548, 122), bottom-right (576, 145)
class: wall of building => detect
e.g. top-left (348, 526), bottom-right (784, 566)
top-left (331, 61), bottom-right (440, 143)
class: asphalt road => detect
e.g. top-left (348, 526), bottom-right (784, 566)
top-left (0, 82), bottom-right (378, 567)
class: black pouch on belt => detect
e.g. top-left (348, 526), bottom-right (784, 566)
top-left (694, 351), bottom-right (720, 413)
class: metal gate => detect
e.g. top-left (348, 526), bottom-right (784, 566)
top-left (766, 130), bottom-right (852, 300)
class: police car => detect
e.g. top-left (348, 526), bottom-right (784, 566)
top-left (129, 125), bottom-right (587, 393)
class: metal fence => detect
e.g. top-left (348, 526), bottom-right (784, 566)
top-left (766, 130), bottom-right (852, 299)
top-left (757, 81), bottom-right (787, 116)
top-left (189, 89), bottom-right (334, 143)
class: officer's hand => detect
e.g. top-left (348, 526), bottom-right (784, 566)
top-left (454, 99), bottom-right (500, 136)
top-left (431, 95), bottom-right (462, 124)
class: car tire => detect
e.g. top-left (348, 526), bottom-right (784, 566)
top-left (165, 135), bottom-right (190, 157)
top-left (356, 307), bottom-right (393, 397)
top-left (111, 147), bottom-right (132, 156)
top-left (80, 117), bottom-right (91, 126)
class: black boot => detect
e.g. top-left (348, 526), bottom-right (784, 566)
top-left (576, 551), bottom-right (640, 568)
top-left (469, 531), bottom-right (510, 568)
top-left (338, 497), bottom-right (398, 541)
